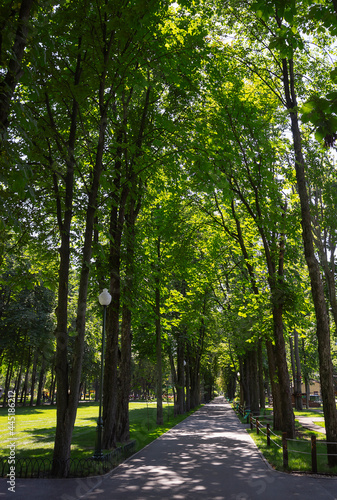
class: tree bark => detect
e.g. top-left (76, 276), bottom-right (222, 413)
top-left (230, 184), bottom-right (293, 430)
top-left (189, 359), bottom-right (201, 409)
top-left (289, 335), bottom-right (296, 394)
top-left (187, 312), bottom-right (206, 409)
top-left (102, 179), bottom-right (128, 449)
top-left (15, 345), bottom-right (25, 408)
top-left (240, 356), bottom-right (250, 409)
top-left (314, 227), bottom-right (337, 329)
top-left (294, 329), bottom-right (303, 411)
top-left (185, 358), bottom-right (191, 412)
top-left (257, 339), bottom-right (265, 409)
top-left (21, 348), bottom-right (31, 406)
top-left (155, 234), bottom-right (163, 425)
top-left (51, 41), bottom-right (84, 477)
top-left (175, 333), bottom-right (185, 414)
top-left (4, 360), bottom-right (14, 407)
top-left (266, 340), bottom-right (282, 431)
top-left (248, 348), bottom-right (259, 414)
top-left (168, 347), bottom-right (178, 416)
top-left (36, 355), bottom-right (46, 406)
top-left (30, 350), bottom-right (38, 406)
top-left (0, 0), bottom-right (34, 135)
top-left (116, 192), bottom-right (140, 443)
top-left (272, 302), bottom-right (295, 438)
top-left (282, 57), bottom-right (337, 464)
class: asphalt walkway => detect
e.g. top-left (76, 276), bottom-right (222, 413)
top-left (296, 415), bottom-right (326, 434)
top-left (1, 398), bottom-right (336, 499)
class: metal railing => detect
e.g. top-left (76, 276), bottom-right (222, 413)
top-left (0, 440), bottom-right (136, 478)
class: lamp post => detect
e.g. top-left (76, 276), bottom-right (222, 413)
top-left (93, 288), bottom-right (111, 459)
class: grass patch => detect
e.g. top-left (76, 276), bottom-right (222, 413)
top-left (233, 404), bottom-right (337, 475)
top-left (248, 425), bottom-right (337, 474)
top-left (293, 409), bottom-right (323, 418)
top-left (0, 401), bottom-right (197, 462)
top-left (313, 421), bottom-right (325, 428)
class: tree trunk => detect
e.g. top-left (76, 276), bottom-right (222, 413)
top-left (116, 193), bottom-right (139, 443)
top-left (248, 348), bottom-right (259, 414)
top-left (155, 235), bottom-right (163, 425)
top-left (240, 356), bottom-right (251, 409)
top-left (30, 351), bottom-right (38, 406)
top-left (185, 358), bottom-right (191, 412)
top-left (189, 360), bottom-right (201, 409)
top-left (50, 377), bottom-right (56, 405)
top-left (15, 353), bottom-right (24, 408)
top-left (272, 302), bottom-right (295, 438)
top-left (289, 335), bottom-right (296, 395)
top-left (282, 57), bottom-right (337, 464)
top-left (0, 0), bottom-right (34, 135)
top-left (103, 181), bottom-right (128, 450)
top-left (314, 228), bottom-right (337, 331)
top-left (305, 378), bottom-right (311, 410)
top-left (176, 332), bottom-right (185, 415)
top-left (257, 339), bottom-right (265, 409)
top-left (266, 340), bottom-right (282, 431)
top-left (168, 348), bottom-right (178, 416)
top-left (52, 170), bottom-right (74, 477)
top-left (4, 360), bottom-right (14, 407)
top-left (36, 356), bottom-right (46, 406)
top-left (21, 349), bottom-right (31, 406)
top-left (294, 330), bottom-right (303, 411)
top-left (51, 58), bottom-right (78, 475)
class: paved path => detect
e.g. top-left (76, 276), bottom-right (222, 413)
top-left (295, 415), bottom-right (326, 434)
top-left (1, 398), bottom-right (336, 499)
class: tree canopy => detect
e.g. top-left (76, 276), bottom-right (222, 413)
top-left (2, 0), bottom-right (337, 475)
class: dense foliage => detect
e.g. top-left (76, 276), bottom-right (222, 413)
top-left (1, 0), bottom-right (337, 475)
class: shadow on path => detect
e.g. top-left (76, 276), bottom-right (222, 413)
top-left (2, 398), bottom-right (337, 500)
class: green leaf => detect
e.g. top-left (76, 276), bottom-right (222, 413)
top-left (326, 91), bottom-right (337, 102)
top-left (314, 128), bottom-right (325, 142)
top-left (284, 9), bottom-right (294, 24)
top-left (330, 68), bottom-right (337, 83)
top-left (301, 101), bottom-right (316, 113)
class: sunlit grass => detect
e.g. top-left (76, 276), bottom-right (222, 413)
top-left (293, 409), bottom-right (324, 418)
top-left (0, 401), bottom-right (193, 461)
top-left (248, 426), bottom-right (337, 474)
top-left (312, 421), bottom-right (325, 428)
top-left (233, 407), bottom-right (336, 475)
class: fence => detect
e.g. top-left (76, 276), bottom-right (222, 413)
top-left (0, 440), bottom-right (136, 478)
top-left (245, 411), bottom-right (337, 475)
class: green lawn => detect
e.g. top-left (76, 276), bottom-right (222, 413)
top-left (247, 421), bottom-right (337, 474)
top-left (293, 409), bottom-right (324, 418)
top-left (234, 405), bottom-right (337, 475)
top-left (312, 420), bottom-right (325, 428)
top-left (0, 401), bottom-right (190, 461)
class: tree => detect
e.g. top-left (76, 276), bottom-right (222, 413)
top-left (100, 0), bottom-right (210, 447)
top-left (217, 0), bottom-right (337, 463)
top-left (0, 0), bottom-right (35, 136)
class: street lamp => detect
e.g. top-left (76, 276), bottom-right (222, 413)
top-left (93, 288), bottom-right (111, 459)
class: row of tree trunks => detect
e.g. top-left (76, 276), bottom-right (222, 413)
top-left (230, 199), bottom-right (294, 435)
top-left (168, 331), bottom-right (206, 415)
top-left (103, 83), bottom-right (152, 447)
top-left (116, 190), bottom-right (141, 443)
top-left (155, 233), bottom-right (163, 426)
top-left (281, 56), bottom-right (337, 466)
top-left (290, 330), bottom-right (303, 411)
top-left (1, 352), bottom-right (46, 407)
top-left (176, 333), bottom-right (185, 415)
top-left (102, 178), bottom-right (127, 450)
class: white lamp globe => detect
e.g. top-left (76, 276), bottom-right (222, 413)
top-left (98, 288), bottom-right (112, 306)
